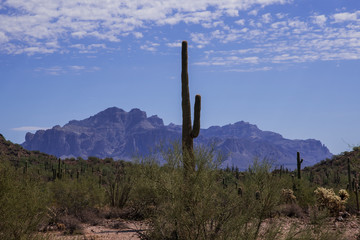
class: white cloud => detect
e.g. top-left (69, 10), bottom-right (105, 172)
top-left (261, 13), bottom-right (272, 23)
top-left (0, 0), bottom-right (290, 54)
top-left (35, 65), bottom-right (100, 75)
top-left (140, 41), bottom-right (160, 51)
top-left (312, 15), bottom-right (327, 27)
top-left (0, 32), bottom-right (8, 43)
top-left (333, 11), bottom-right (360, 23)
top-left (190, 32), bottom-right (210, 47)
top-left (69, 65), bottom-right (85, 70)
top-left (189, 11), bottom-right (360, 70)
top-left (133, 32), bottom-right (143, 39)
top-left (12, 126), bottom-right (48, 132)
top-left (166, 42), bottom-right (182, 47)
top-left (249, 9), bottom-right (258, 16)
top-left (227, 66), bottom-right (272, 72)
top-left (235, 19), bottom-right (245, 25)
top-left (0, 0), bottom-right (359, 71)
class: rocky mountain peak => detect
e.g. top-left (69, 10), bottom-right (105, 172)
top-left (21, 107), bottom-right (333, 169)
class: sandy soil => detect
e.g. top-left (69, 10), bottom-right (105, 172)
top-left (44, 219), bottom-right (148, 240)
top-left (42, 215), bottom-right (360, 240)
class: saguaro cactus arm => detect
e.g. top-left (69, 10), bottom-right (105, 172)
top-left (191, 95), bottom-right (201, 138)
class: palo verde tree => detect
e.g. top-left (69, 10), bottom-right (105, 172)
top-left (181, 40), bottom-right (201, 177)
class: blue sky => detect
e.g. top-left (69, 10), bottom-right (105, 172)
top-left (1, 0), bottom-right (360, 155)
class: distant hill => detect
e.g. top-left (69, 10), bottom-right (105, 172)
top-left (22, 107), bottom-right (332, 169)
top-left (0, 133), bottom-right (56, 161)
top-left (304, 147), bottom-right (360, 175)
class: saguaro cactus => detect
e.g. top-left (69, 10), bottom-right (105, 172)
top-left (57, 158), bottom-right (62, 179)
top-left (181, 41), bottom-right (201, 175)
top-left (297, 152), bottom-right (303, 179)
top-left (348, 158), bottom-right (352, 191)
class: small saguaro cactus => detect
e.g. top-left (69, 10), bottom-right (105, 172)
top-left (354, 174), bottom-right (360, 213)
top-left (348, 158), bottom-right (352, 191)
top-left (238, 187), bottom-right (243, 197)
top-left (57, 158), bottom-right (62, 179)
top-left (181, 40), bottom-right (201, 175)
top-left (255, 191), bottom-right (261, 200)
top-left (52, 169), bottom-right (57, 180)
top-left (297, 152), bottom-right (303, 179)
top-left (23, 160), bottom-right (28, 174)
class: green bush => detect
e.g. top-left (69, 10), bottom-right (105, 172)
top-left (136, 145), bottom-right (286, 240)
top-left (49, 176), bottom-right (105, 218)
top-left (0, 161), bottom-right (49, 239)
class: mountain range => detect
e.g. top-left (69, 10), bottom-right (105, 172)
top-left (22, 107), bottom-right (332, 169)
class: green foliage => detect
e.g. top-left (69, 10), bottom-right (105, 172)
top-left (0, 161), bottom-right (49, 240)
top-left (135, 145), bottom-right (287, 240)
top-left (104, 165), bottom-right (132, 208)
top-left (49, 176), bottom-right (105, 217)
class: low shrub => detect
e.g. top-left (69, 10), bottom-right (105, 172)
top-left (0, 161), bottom-right (49, 239)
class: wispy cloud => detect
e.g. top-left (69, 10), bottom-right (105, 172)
top-left (0, 0), bottom-right (290, 54)
top-left (35, 65), bottom-right (101, 75)
top-left (12, 126), bottom-right (48, 132)
top-left (190, 12), bottom-right (360, 70)
top-left (140, 41), bottom-right (160, 51)
top-left (166, 42), bottom-right (182, 48)
top-left (0, 0), bottom-right (359, 72)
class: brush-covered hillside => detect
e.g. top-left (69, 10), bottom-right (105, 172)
top-left (0, 133), bottom-right (56, 161)
top-left (303, 147), bottom-right (360, 186)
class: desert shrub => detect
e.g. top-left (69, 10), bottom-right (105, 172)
top-left (137, 144), bottom-right (286, 240)
top-left (49, 176), bottom-right (105, 219)
top-left (238, 158), bottom-right (284, 239)
top-left (314, 187), bottom-right (349, 216)
top-left (58, 214), bottom-right (83, 235)
top-left (278, 204), bottom-right (304, 218)
top-left (0, 161), bottom-right (49, 240)
top-left (293, 179), bottom-right (317, 208)
top-left (104, 164), bottom-right (132, 209)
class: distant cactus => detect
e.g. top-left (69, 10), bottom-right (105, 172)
top-left (57, 158), bottom-right (62, 179)
top-left (238, 187), bottom-right (243, 197)
top-left (297, 152), bottom-right (303, 179)
top-left (99, 174), bottom-right (102, 188)
top-left (255, 191), bottom-right (261, 200)
top-left (23, 161), bottom-right (28, 174)
top-left (52, 169), bottom-right (57, 180)
top-left (348, 158), bottom-right (352, 191)
top-left (181, 41), bottom-right (201, 176)
top-left (354, 174), bottom-right (360, 213)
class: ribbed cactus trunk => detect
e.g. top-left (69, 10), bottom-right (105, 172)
top-left (297, 152), bottom-right (303, 180)
top-left (348, 158), bottom-right (352, 191)
top-left (181, 41), bottom-right (201, 176)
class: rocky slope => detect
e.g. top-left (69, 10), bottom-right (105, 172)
top-left (22, 107), bottom-right (332, 169)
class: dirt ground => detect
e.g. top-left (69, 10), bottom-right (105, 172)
top-left (42, 215), bottom-right (360, 240)
top-left (43, 219), bottom-right (148, 240)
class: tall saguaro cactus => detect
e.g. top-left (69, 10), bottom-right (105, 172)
top-left (297, 152), bottom-right (303, 179)
top-left (181, 41), bottom-right (201, 174)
